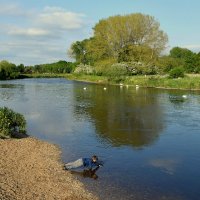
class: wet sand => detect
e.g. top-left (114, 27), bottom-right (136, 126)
top-left (0, 137), bottom-right (98, 200)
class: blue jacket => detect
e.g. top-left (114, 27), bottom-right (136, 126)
top-left (82, 158), bottom-right (98, 169)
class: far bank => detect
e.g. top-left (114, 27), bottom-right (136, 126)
top-left (24, 73), bottom-right (200, 91)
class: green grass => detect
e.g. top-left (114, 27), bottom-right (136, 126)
top-left (23, 73), bottom-right (65, 78)
top-left (23, 73), bottom-right (200, 90)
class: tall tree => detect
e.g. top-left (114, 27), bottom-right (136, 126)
top-left (70, 13), bottom-right (168, 67)
top-left (93, 13), bottom-right (168, 60)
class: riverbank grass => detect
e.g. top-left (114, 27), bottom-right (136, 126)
top-left (63, 74), bottom-right (200, 90)
top-left (23, 73), bottom-right (200, 90)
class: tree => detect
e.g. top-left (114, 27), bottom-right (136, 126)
top-left (17, 64), bottom-right (25, 73)
top-left (69, 40), bottom-right (89, 64)
top-left (170, 47), bottom-right (198, 73)
top-left (156, 56), bottom-right (184, 73)
top-left (70, 13), bottom-right (168, 68)
top-left (93, 13), bottom-right (168, 60)
top-left (118, 45), bottom-right (156, 63)
top-left (0, 60), bottom-right (19, 80)
top-left (170, 47), bottom-right (193, 59)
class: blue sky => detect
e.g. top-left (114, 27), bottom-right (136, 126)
top-left (0, 0), bottom-right (200, 65)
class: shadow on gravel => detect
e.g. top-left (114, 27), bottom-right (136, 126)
top-left (0, 132), bottom-right (29, 139)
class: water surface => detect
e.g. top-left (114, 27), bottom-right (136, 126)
top-left (0, 78), bottom-right (200, 200)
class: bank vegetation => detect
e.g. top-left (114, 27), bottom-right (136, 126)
top-left (1, 13), bottom-right (200, 89)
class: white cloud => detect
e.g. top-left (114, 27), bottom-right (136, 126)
top-left (4, 6), bottom-right (86, 38)
top-left (38, 7), bottom-right (86, 30)
top-left (0, 4), bottom-right (31, 16)
top-left (0, 41), bottom-right (68, 65)
top-left (8, 27), bottom-right (52, 37)
top-left (0, 4), bottom-right (90, 65)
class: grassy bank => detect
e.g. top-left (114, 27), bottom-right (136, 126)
top-left (24, 73), bottom-right (200, 90)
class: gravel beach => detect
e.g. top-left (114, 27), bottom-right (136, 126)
top-left (0, 137), bottom-right (98, 200)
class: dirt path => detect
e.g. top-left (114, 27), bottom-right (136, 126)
top-left (0, 137), bottom-right (98, 200)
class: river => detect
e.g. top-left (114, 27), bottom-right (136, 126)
top-left (0, 78), bottom-right (200, 200)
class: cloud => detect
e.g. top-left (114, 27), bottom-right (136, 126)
top-left (8, 27), bottom-right (52, 37)
top-left (0, 4), bottom-right (31, 16)
top-left (0, 4), bottom-right (90, 65)
top-left (4, 6), bottom-right (86, 38)
top-left (0, 41), bottom-right (68, 65)
top-left (38, 7), bottom-right (86, 30)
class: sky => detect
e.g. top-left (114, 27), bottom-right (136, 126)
top-left (0, 0), bottom-right (200, 65)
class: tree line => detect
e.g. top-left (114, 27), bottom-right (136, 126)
top-left (69, 13), bottom-right (200, 78)
top-left (25, 61), bottom-right (76, 74)
top-left (0, 60), bottom-right (76, 80)
top-left (1, 13), bottom-right (200, 80)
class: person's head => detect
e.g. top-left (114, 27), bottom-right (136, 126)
top-left (92, 155), bottom-right (98, 163)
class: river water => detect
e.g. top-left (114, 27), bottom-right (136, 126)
top-left (0, 78), bottom-right (200, 200)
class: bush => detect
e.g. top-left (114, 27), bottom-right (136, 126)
top-left (117, 61), bottom-right (157, 75)
top-left (169, 67), bottom-right (185, 78)
top-left (94, 59), bottom-right (117, 76)
top-left (0, 107), bottom-right (26, 138)
top-left (73, 64), bottom-right (95, 75)
top-left (104, 63), bottom-right (129, 77)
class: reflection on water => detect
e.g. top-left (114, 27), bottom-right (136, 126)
top-left (1, 79), bottom-right (200, 200)
top-left (0, 84), bottom-right (25, 101)
top-left (74, 86), bottom-right (164, 148)
top-left (70, 166), bottom-right (100, 180)
top-left (149, 158), bottom-right (180, 175)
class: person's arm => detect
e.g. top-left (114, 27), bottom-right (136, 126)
top-left (92, 166), bottom-right (100, 173)
top-left (96, 161), bottom-right (104, 167)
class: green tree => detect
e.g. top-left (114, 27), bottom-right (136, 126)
top-left (170, 47), bottom-right (193, 59)
top-left (156, 56), bottom-right (184, 73)
top-left (170, 47), bottom-right (198, 73)
top-left (93, 13), bottom-right (168, 60)
top-left (69, 40), bottom-right (89, 64)
top-left (70, 13), bottom-right (168, 67)
top-left (195, 53), bottom-right (200, 73)
top-left (0, 60), bottom-right (19, 80)
top-left (17, 64), bottom-right (25, 73)
top-left (31, 61), bottom-right (76, 74)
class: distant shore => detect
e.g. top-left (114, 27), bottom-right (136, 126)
top-left (24, 73), bottom-right (200, 91)
top-left (0, 137), bottom-right (97, 200)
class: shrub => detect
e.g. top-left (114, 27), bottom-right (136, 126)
top-left (73, 64), bottom-right (95, 75)
top-left (169, 67), bottom-right (185, 78)
top-left (94, 58), bottom-right (117, 76)
top-left (104, 63), bottom-right (129, 77)
top-left (0, 107), bottom-right (26, 138)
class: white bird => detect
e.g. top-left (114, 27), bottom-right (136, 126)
top-left (119, 83), bottom-right (123, 86)
top-left (103, 87), bottom-right (107, 90)
top-left (136, 85), bottom-right (139, 88)
top-left (83, 87), bottom-right (87, 90)
top-left (182, 95), bottom-right (187, 99)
